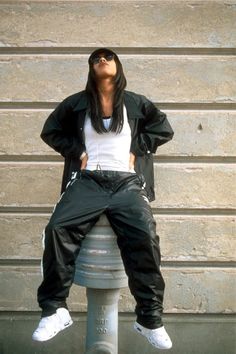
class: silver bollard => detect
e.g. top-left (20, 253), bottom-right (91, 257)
top-left (74, 215), bottom-right (128, 354)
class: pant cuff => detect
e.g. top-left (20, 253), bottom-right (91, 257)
top-left (40, 302), bottom-right (68, 317)
top-left (136, 317), bottom-right (163, 329)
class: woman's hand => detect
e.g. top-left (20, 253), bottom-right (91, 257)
top-left (81, 153), bottom-right (88, 170)
top-left (129, 152), bottom-right (136, 171)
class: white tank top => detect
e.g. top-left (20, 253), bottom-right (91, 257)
top-left (84, 105), bottom-right (133, 172)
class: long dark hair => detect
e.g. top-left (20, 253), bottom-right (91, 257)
top-left (85, 49), bottom-right (127, 134)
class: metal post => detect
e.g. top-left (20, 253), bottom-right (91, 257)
top-left (85, 288), bottom-right (120, 354)
top-left (74, 215), bottom-right (128, 354)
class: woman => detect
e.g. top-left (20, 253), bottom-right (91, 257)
top-left (32, 48), bottom-right (174, 350)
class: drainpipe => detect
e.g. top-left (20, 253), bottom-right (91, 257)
top-left (74, 215), bottom-right (128, 354)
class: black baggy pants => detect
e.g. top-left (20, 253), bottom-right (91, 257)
top-left (37, 170), bottom-right (165, 329)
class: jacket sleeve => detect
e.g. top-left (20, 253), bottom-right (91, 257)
top-left (40, 97), bottom-right (85, 158)
top-left (139, 97), bottom-right (174, 154)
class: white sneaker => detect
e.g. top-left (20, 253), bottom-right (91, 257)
top-left (32, 308), bottom-right (73, 342)
top-left (134, 321), bottom-right (172, 349)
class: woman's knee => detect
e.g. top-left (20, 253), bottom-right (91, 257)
top-left (44, 219), bottom-right (62, 243)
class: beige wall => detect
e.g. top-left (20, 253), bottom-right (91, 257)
top-left (0, 1), bottom-right (235, 317)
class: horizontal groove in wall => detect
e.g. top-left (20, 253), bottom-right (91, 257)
top-left (0, 311), bottom-right (87, 320)
top-left (0, 155), bottom-right (63, 162)
top-left (1, 102), bottom-right (236, 110)
top-left (0, 207), bottom-right (235, 216)
top-left (0, 259), bottom-right (235, 268)
top-left (0, 155), bottom-right (235, 163)
top-left (152, 208), bottom-right (236, 216)
top-left (162, 261), bottom-right (236, 268)
top-left (0, 312), bottom-right (235, 323)
top-left (0, 159), bottom-right (63, 165)
top-left (0, 259), bottom-right (40, 266)
top-left (0, 47), bottom-right (235, 56)
top-left (154, 156), bottom-right (236, 164)
top-left (159, 103), bottom-right (236, 111)
top-left (0, 102), bottom-right (57, 110)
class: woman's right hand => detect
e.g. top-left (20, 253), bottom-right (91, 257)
top-left (129, 152), bottom-right (136, 172)
top-left (81, 153), bottom-right (88, 170)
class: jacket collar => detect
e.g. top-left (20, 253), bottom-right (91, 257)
top-left (123, 92), bottom-right (144, 119)
top-left (73, 91), bottom-right (89, 112)
top-left (73, 91), bottom-right (144, 119)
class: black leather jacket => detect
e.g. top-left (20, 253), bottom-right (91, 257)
top-left (41, 90), bottom-right (174, 201)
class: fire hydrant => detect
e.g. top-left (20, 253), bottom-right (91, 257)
top-left (74, 214), bottom-right (128, 354)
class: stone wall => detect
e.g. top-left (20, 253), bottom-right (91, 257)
top-left (0, 1), bottom-right (235, 353)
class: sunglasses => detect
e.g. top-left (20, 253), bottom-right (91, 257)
top-left (91, 53), bottom-right (115, 65)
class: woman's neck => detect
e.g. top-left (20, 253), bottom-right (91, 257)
top-left (97, 80), bottom-right (115, 116)
top-left (97, 79), bottom-right (114, 99)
